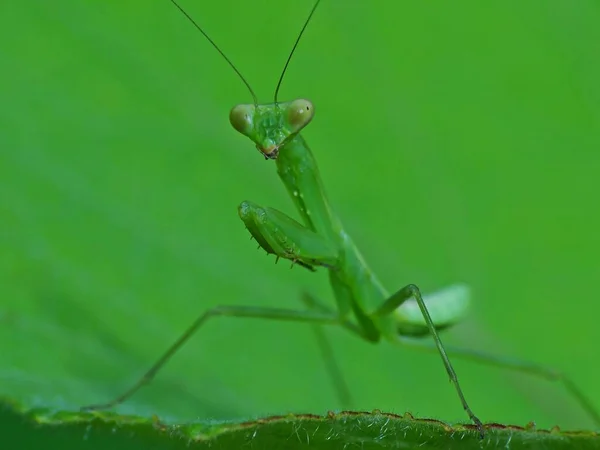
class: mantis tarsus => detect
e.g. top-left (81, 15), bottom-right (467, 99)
top-left (82, 0), bottom-right (600, 438)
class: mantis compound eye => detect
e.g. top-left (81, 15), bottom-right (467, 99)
top-left (229, 104), bottom-right (255, 137)
top-left (286, 99), bottom-right (314, 133)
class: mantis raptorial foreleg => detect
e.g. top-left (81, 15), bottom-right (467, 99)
top-left (239, 200), bottom-right (339, 269)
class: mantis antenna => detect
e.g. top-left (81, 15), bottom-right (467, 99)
top-left (273, 0), bottom-right (322, 104)
top-left (168, 0), bottom-right (259, 106)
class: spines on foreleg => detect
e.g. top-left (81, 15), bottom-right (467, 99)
top-left (238, 200), bottom-right (340, 270)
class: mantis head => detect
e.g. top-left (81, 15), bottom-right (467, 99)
top-left (230, 99), bottom-right (314, 159)
top-left (168, 0), bottom-right (320, 159)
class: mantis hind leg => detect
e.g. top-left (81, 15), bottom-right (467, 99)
top-left (374, 284), bottom-right (600, 431)
top-left (80, 305), bottom-right (340, 411)
top-left (398, 336), bottom-right (600, 428)
top-left (372, 284), bottom-right (484, 437)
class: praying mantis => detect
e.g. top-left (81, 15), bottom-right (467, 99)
top-left (83, 0), bottom-right (600, 438)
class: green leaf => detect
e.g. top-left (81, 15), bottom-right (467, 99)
top-left (3, 401), bottom-right (600, 449)
top-left (1, 2), bottom-right (600, 449)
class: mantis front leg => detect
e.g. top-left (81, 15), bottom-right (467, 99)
top-left (238, 200), bottom-right (339, 269)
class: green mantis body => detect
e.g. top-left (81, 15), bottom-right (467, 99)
top-left (83, 0), bottom-right (600, 437)
top-left (233, 96), bottom-right (482, 427)
top-left (235, 105), bottom-right (469, 343)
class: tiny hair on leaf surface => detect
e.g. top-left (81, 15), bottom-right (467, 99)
top-left (3, 399), bottom-right (600, 449)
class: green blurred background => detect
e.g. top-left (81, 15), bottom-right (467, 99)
top-left (1, 0), bottom-right (599, 433)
